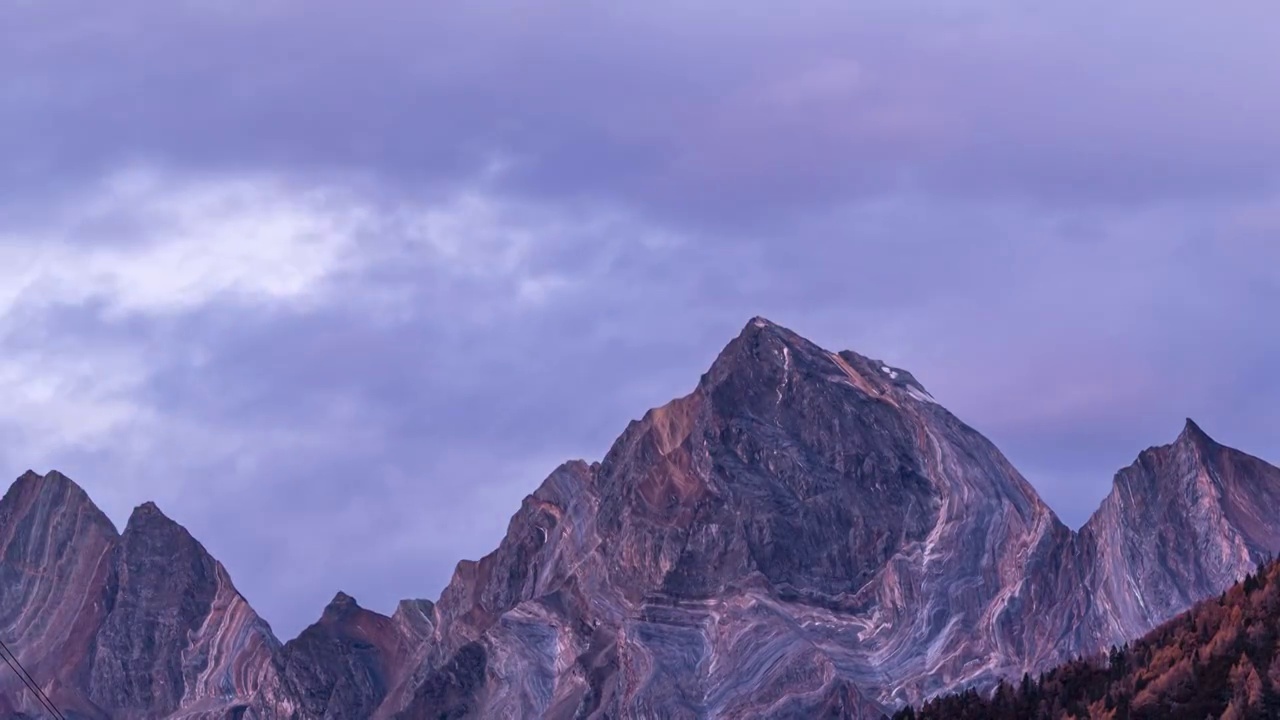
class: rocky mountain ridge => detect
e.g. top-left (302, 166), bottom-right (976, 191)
top-left (898, 554), bottom-right (1280, 719)
top-left (2, 318), bottom-right (1278, 718)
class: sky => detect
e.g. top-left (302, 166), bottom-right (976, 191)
top-left (2, 1), bottom-right (1278, 640)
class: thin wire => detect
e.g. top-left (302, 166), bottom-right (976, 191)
top-left (0, 645), bottom-right (51, 716)
top-left (0, 648), bottom-right (58, 719)
top-left (0, 643), bottom-right (62, 720)
top-left (0, 638), bottom-right (66, 720)
top-left (0, 652), bottom-right (65, 720)
top-left (0, 645), bottom-right (49, 712)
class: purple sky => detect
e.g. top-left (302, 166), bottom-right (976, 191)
top-left (2, 1), bottom-right (1278, 640)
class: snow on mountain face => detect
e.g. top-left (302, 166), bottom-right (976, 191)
top-left (1, 318), bottom-right (1278, 719)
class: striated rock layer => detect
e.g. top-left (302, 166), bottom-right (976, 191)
top-left (1079, 418), bottom-right (1280, 644)
top-left (2, 318), bottom-right (1279, 719)
top-left (0, 475), bottom-right (292, 720)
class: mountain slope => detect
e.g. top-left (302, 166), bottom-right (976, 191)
top-left (1, 318), bottom-right (1278, 718)
top-left (0, 471), bottom-right (117, 719)
top-left (897, 555), bottom-right (1280, 720)
top-left (383, 317), bottom-right (1078, 718)
top-left (1081, 419), bottom-right (1280, 640)
top-left (86, 501), bottom-right (283, 719)
top-left (0, 474), bottom-right (292, 720)
top-left (274, 592), bottom-right (424, 719)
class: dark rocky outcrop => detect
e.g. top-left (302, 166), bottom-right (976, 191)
top-left (273, 592), bottom-right (415, 719)
top-left (2, 318), bottom-right (1279, 718)
top-left (87, 502), bottom-right (280, 718)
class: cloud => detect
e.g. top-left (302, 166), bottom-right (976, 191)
top-left (5, 0), bottom-right (1278, 228)
top-left (0, 169), bottom-right (358, 318)
top-left (0, 164), bottom-right (626, 327)
top-left (4, 0), bottom-right (1280, 641)
top-left (0, 347), bottom-right (149, 458)
top-left (0, 164), bottom-right (683, 636)
top-left (0, 162), bottom-right (628, 497)
top-left (0, 169), bottom-right (359, 474)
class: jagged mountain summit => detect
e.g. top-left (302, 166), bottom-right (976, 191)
top-left (2, 318), bottom-right (1278, 719)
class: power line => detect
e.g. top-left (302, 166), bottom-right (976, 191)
top-left (0, 642), bottom-right (62, 720)
top-left (0, 638), bottom-right (66, 720)
top-left (0, 640), bottom-right (64, 720)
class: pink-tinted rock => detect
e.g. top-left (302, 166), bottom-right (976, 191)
top-left (2, 318), bottom-right (1279, 719)
top-left (1080, 418), bottom-right (1280, 643)
top-left (0, 470), bottom-right (117, 720)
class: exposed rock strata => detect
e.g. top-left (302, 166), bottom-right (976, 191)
top-left (1080, 418), bottom-right (1280, 643)
top-left (0, 471), bottom-right (117, 720)
top-left (383, 318), bottom-right (1076, 718)
top-left (1, 318), bottom-right (1278, 719)
top-left (274, 592), bottom-right (420, 719)
top-left (87, 501), bottom-right (282, 719)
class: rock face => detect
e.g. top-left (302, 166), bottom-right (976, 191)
top-left (0, 475), bottom-right (287, 720)
top-left (1079, 418), bottom-right (1280, 644)
top-left (273, 592), bottom-right (421, 720)
top-left (87, 501), bottom-right (283, 719)
top-left (382, 319), bottom-right (1072, 718)
top-left (0, 471), bottom-right (118, 720)
top-left (2, 318), bottom-right (1279, 719)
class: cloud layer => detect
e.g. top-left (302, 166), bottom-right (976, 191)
top-left (3, 0), bottom-right (1278, 638)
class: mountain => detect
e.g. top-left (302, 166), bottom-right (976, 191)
top-left (1080, 419), bottom-right (1280, 640)
top-left (1, 318), bottom-right (1278, 718)
top-left (896, 555), bottom-right (1280, 719)
top-left (0, 471), bottom-right (118, 719)
top-left (0, 473), bottom-right (288, 719)
top-left (382, 317), bottom-right (1075, 718)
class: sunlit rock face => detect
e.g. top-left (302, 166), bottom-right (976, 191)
top-left (2, 318), bottom-right (1279, 719)
top-left (1079, 418), bottom-right (1280, 643)
top-left (0, 475), bottom-right (292, 720)
top-left (379, 320), bottom-right (1280, 718)
top-left (0, 471), bottom-right (118, 720)
top-left (381, 318), bottom-right (1073, 718)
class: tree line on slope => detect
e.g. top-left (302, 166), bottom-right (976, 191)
top-left (892, 556), bottom-right (1280, 720)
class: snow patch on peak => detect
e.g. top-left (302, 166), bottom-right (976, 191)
top-left (904, 385), bottom-right (937, 405)
top-left (874, 361), bottom-right (935, 404)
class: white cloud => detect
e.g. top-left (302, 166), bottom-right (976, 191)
top-left (402, 191), bottom-right (556, 281)
top-left (390, 189), bottom-right (641, 301)
top-left (0, 166), bottom-right (627, 324)
top-left (0, 345), bottom-right (152, 459)
top-left (0, 168), bottom-right (362, 318)
top-left (0, 165), bottom-right (679, 634)
top-left (0, 166), bottom-right (656, 470)
top-left (0, 168), bottom-right (374, 473)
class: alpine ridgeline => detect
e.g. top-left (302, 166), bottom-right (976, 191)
top-left (2, 318), bottom-right (1278, 719)
top-left (897, 556), bottom-right (1280, 719)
